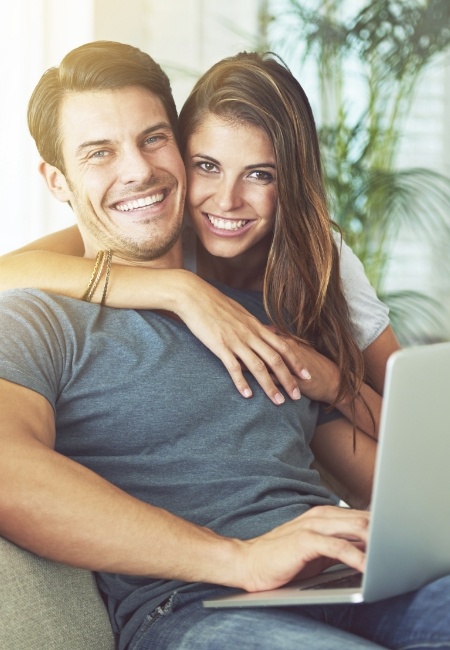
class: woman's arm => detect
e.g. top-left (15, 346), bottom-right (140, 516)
top-left (311, 417), bottom-right (377, 510)
top-left (0, 230), bottom-right (312, 406)
top-left (335, 233), bottom-right (401, 394)
top-left (286, 341), bottom-right (381, 440)
top-left (2, 225), bottom-right (85, 257)
top-left (362, 325), bottom-right (400, 394)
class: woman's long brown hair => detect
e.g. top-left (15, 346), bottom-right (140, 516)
top-left (179, 52), bottom-right (366, 419)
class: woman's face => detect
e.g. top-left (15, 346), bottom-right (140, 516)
top-left (184, 113), bottom-right (277, 260)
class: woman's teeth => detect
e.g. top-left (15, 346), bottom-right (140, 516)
top-left (207, 215), bottom-right (249, 230)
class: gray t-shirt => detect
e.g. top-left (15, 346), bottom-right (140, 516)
top-left (0, 285), bottom-right (336, 648)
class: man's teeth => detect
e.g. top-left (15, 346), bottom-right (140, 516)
top-left (116, 193), bottom-right (164, 212)
top-left (207, 215), bottom-right (249, 230)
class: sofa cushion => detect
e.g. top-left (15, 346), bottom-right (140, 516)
top-left (0, 536), bottom-right (115, 649)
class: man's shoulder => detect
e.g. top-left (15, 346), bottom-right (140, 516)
top-left (0, 288), bottom-right (83, 308)
top-left (0, 288), bottom-right (91, 325)
top-left (0, 287), bottom-right (63, 303)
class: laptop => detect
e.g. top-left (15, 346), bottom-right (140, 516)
top-left (204, 341), bottom-right (450, 608)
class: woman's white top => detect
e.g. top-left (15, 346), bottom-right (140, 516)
top-left (182, 224), bottom-right (389, 352)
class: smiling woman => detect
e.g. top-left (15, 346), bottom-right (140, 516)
top-left (186, 115), bottom-right (277, 288)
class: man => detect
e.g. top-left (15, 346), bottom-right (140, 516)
top-left (0, 41), bottom-right (449, 650)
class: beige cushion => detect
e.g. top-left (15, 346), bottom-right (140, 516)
top-left (0, 536), bottom-right (115, 649)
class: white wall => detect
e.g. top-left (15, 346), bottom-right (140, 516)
top-left (0, 0), bottom-right (95, 253)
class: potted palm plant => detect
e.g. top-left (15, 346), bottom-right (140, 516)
top-left (268, 0), bottom-right (450, 343)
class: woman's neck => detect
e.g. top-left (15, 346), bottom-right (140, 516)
top-left (195, 238), bottom-right (269, 291)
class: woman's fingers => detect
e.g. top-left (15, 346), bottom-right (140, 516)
top-left (180, 281), bottom-right (314, 402)
top-left (216, 346), bottom-right (292, 404)
top-left (235, 339), bottom-right (303, 404)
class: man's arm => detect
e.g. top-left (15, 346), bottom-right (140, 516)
top-left (0, 378), bottom-right (238, 580)
top-left (1, 379), bottom-right (368, 591)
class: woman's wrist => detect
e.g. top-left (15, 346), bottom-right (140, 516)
top-left (165, 269), bottom-right (208, 317)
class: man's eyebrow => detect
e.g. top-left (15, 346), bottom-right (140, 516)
top-left (75, 122), bottom-right (173, 156)
top-left (140, 122), bottom-right (173, 137)
top-left (76, 139), bottom-right (111, 156)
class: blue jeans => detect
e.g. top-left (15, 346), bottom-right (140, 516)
top-left (129, 576), bottom-right (450, 649)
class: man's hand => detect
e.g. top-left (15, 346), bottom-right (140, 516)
top-left (236, 505), bottom-right (369, 593)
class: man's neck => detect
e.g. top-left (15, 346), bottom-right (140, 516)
top-left (83, 240), bottom-right (184, 271)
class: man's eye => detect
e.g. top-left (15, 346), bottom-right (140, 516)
top-left (144, 135), bottom-right (165, 146)
top-left (91, 150), bottom-right (109, 159)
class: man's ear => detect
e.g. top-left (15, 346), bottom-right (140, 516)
top-left (39, 161), bottom-right (72, 203)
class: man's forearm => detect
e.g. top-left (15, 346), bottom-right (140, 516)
top-left (1, 436), bottom-right (243, 585)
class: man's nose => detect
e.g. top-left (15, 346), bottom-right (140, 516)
top-left (215, 177), bottom-right (243, 212)
top-left (119, 148), bottom-right (154, 184)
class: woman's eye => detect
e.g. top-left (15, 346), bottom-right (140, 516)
top-left (197, 161), bottom-right (219, 173)
top-left (250, 170), bottom-right (274, 183)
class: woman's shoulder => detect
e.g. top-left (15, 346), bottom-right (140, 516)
top-left (332, 231), bottom-right (390, 350)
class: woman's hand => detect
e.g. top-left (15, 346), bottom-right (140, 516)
top-left (174, 272), bottom-right (312, 405)
top-left (264, 331), bottom-right (341, 404)
top-left (265, 329), bottom-right (381, 438)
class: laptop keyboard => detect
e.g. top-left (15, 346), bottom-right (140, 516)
top-left (303, 571), bottom-right (363, 590)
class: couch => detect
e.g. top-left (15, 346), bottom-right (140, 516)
top-left (0, 535), bottom-right (116, 649)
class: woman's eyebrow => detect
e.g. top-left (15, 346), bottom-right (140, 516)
top-left (244, 162), bottom-right (276, 170)
top-left (192, 153), bottom-right (275, 170)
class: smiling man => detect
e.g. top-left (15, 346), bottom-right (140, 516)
top-left (35, 50), bottom-right (186, 264)
top-left (0, 41), bottom-right (449, 650)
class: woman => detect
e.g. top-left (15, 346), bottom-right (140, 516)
top-left (0, 51), bottom-right (398, 425)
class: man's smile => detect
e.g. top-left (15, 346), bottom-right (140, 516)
top-left (114, 191), bottom-right (165, 212)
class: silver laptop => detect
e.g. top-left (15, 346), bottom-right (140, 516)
top-left (204, 341), bottom-right (450, 608)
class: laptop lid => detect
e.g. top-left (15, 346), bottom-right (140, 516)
top-left (204, 342), bottom-right (450, 608)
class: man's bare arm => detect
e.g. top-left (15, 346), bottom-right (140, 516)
top-left (0, 379), bottom-right (240, 581)
top-left (1, 379), bottom-right (368, 591)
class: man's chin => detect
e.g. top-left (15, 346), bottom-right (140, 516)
top-left (111, 228), bottom-right (183, 265)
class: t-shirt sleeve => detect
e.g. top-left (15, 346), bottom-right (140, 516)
top-left (0, 290), bottom-right (64, 410)
top-left (333, 232), bottom-right (390, 351)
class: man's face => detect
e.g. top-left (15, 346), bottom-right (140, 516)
top-left (55, 85), bottom-right (186, 265)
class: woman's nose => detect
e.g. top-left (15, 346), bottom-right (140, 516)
top-left (215, 178), bottom-right (243, 212)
